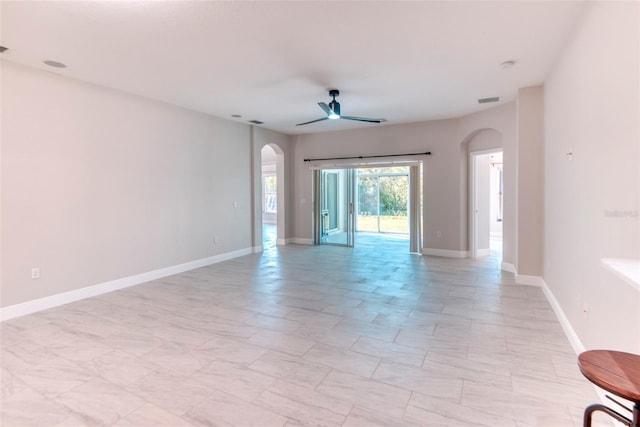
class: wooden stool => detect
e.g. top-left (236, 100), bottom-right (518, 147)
top-left (578, 350), bottom-right (640, 427)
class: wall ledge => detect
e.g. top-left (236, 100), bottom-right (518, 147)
top-left (601, 258), bottom-right (640, 291)
top-left (0, 247), bottom-right (253, 321)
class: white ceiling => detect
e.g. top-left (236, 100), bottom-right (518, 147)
top-left (0, 1), bottom-right (586, 135)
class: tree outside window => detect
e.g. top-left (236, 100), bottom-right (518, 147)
top-left (264, 175), bottom-right (277, 213)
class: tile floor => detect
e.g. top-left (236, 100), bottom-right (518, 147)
top-left (1, 232), bottom-right (612, 426)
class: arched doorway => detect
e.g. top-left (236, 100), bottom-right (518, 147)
top-left (261, 145), bottom-right (278, 249)
top-left (260, 143), bottom-right (285, 250)
top-left (461, 128), bottom-right (504, 262)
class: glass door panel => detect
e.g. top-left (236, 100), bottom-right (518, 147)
top-left (357, 173), bottom-right (378, 232)
top-left (320, 169), bottom-right (354, 246)
top-left (379, 175), bottom-right (409, 233)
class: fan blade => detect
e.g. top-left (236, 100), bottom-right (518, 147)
top-left (296, 117), bottom-right (329, 126)
top-left (341, 115), bottom-right (384, 123)
top-left (318, 102), bottom-right (332, 115)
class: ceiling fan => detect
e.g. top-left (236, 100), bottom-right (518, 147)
top-left (296, 89), bottom-right (385, 126)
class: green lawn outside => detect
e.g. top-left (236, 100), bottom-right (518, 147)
top-left (357, 215), bottom-right (408, 233)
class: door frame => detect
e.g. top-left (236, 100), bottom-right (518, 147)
top-left (469, 148), bottom-right (502, 259)
top-left (314, 168), bottom-right (355, 247)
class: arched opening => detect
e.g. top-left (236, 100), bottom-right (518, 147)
top-left (260, 143), bottom-right (285, 250)
top-left (461, 128), bottom-right (504, 262)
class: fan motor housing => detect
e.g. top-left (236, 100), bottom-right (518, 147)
top-left (329, 100), bottom-right (341, 115)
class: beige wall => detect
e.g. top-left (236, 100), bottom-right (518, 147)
top-left (516, 86), bottom-right (544, 277)
top-left (1, 63), bottom-right (254, 308)
top-left (544, 1), bottom-right (639, 352)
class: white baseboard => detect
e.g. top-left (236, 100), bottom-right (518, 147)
top-left (421, 248), bottom-right (469, 258)
top-left (540, 280), bottom-right (617, 425)
top-left (476, 248), bottom-right (491, 257)
top-left (252, 245), bottom-right (263, 253)
top-left (289, 238), bottom-right (313, 245)
top-left (276, 238), bottom-right (287, 246)
top-left (541, 279), bottom-right (585, 354)
top-left (515, 274), bottom-right (544, 287)
top-left (501, 262), bottom-right (516, 273)
top-left (500, 262), bottom-right (543, 287)
top-left (0, 247), bottom-right (252, 321)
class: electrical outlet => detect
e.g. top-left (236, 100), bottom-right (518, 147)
top-left (214, 235), bottom-right (219, 244)
top-left (31, 268), bottom-right (40, 279)
top-left (233, 201), bottom-right (238, 208)
top-left (436, 231), bottom-right (442, 238)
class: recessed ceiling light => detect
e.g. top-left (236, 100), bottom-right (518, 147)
top-left (0, 46), bottom-right (8, 53)
top-left (231, 114), bottom-right (242, 118)
top-left (500, 60), bottom-right (516, 69)
top-left (43, 60), bottom-right (66, 68)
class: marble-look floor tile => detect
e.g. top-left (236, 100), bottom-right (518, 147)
top-left (303, 343), bottom-right (381, 378)
top-left (127, 369), bottom-right (211, 416)
top-left (405, 391), bottom-right (516, 427)
top-left (332, 318), bottom-right (400, 342)
top-left (461, 380), bottom-right (576, 426)
top-left (342, 405), bottom-right (418, 427)
top-left (192, 335), bottom-right (266, 365)
top-left (140, 342), bottom-right (205, 376)
top-left (184, 388), bottom-right (288, 427)
top-left (260, 379), bottom-right (353, 416)
top-left (248, 329), bottom-right (315, 356)
top-left (316, 370), bottom-right (411, 419)
top-left (292, 325), bottom-right (360, 349)
top-left (1, 233), bottom-right (605, 426)
top-left (0, 386), bottom-right (75, 427)
top-left (254, 386), bottom-right (346, 427)
top-left (284, 307), bottom-right (343, 329)
top-left (192, 359), bottom-right (276, 402)
top-left (373, 360), bottom-right (464, 403)
top-left (54, 378), bottom-right (146, 426)
top-left (350, 336), bottom-right (426, 367)
top-left (14, 357), bottom-right (95, 398)
top-left (1, 340), bottom-right (59, 373)
top-left (83, 349), bottom-right (158, 386)
top-left (113, 402), bottom-right (195, 426)
top-left (248, 350), bottom-right (331, 389)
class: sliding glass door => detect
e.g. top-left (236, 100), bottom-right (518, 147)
top-left (312, 163), bottom-right (420, 252)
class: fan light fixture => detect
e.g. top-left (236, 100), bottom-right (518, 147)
top-left (328, 98), bottom-right (340, 119)
top-left (296, 89), bottom-right (384, 126)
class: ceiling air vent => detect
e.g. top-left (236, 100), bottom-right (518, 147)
top-left (478, 97), bottom-right (500, 104)
top-left (0, 46), bottom-right (8, 53)
top-left (249, 120), bottom-right (264, 125)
